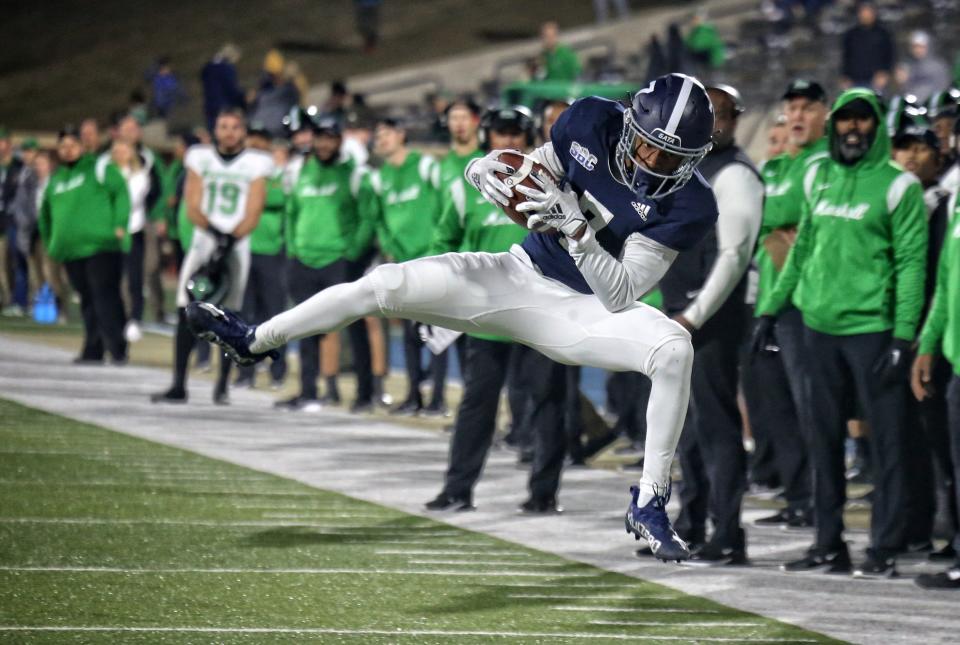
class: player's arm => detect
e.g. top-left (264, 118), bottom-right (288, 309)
top-left (232, 176), bottom-right (266, 239)
top-left (568, 228), bottom-right (677, 312)
top-left (184, 169), bottom-right (211, 230)
top-left (679, 164), bottom-right (763, 329)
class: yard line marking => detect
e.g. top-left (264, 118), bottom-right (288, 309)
top-left (0, 517), bottom-right (458, 531)
top-left (0, 626), bottom-right (818, 641)
top-left (554, 606), bottom-right (721, 614)
top-left (589, 620), bottom-right (765, 628)
top-left (0, 566), bottom-right (599, 578)
top-left (406, 559), bottom-right (569, 567)
top-left (376, 550), bottom-right (530, 557)
top-left (509, 594), bottom-right (675, 600)
top-left (260, 512), bottom-right (383, 520)
top-left (475, 582), bottom-right (649, 589)
top-left (376, 539), bottom-right (497, 547)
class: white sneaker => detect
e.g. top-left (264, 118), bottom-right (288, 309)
top-left (125, 320), bottom-right (143, 343)
top-left (299, 400), bottom-right (324, 413)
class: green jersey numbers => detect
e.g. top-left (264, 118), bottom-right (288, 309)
top-left (205, 180), bottom-right (241, 217)
top-left (184, 145), bottom-right (275, 233)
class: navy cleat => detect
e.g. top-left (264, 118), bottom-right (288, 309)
top-left (185, 302), bottom-right (278, 367)
top-left (624, 484), bottom-right (690, 562)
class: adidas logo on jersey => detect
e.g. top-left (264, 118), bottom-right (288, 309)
top-left (632, 201), bottom-right (651, 220)
top-left (570, 141), bottom-right (597, 171)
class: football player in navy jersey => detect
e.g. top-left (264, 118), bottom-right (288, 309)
top-left (185, 73), bottom-right (717, 562)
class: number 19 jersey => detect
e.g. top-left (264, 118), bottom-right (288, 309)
top-left (184, 145), bottom-right (275, 234)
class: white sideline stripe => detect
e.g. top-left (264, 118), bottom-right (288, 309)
top-left (510, 594), bottom-right (675, 601)
top-left (0, 566), bottom-right (598, 578)
top-left (377, 550), bottom-right (530, 557)
top-left (0, 627), bottom-right (817, 641)
top-left (554, 606), bottom-right (720, 614)
top-left (590, 620), bottom-right (763, 628)
top-left (476, 582), bottom-right (645, 589)
top-left (0, 479), bottom-right (302, 491)
top-left (0, 517), bottom-right (457, 531)
top-left (665, 76), bottom-right (694, 136)
top-left (261, 512), bottom-right (382, 519)
top-left (377, 539), bottom-right (496, 547)
top-left (407, 559), bottom-right (568, 567)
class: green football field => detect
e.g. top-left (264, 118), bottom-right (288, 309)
top-left (0, 397), bottom-right (839, 644)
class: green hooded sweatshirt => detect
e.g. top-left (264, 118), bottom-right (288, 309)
top-left (918, 192), bottom-right (960, 370)
top-left (370, 150), bottom-right (441, 263)
top-left (754, 138), bottom-right (829, 316)
top-left (249, 169), bottom-right (286, 256)
top-left (38, 154), bottom-right (130, 262)
top-left (758, 89), bottom-right (928, 341)
top-left (287, 155), bottom-right (376, 269)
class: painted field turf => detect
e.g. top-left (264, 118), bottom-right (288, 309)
top-left (0, 398), bottom-right (839, 644)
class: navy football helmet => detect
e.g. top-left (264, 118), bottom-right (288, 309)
top-left (615, 73), bottom-right (714, 198)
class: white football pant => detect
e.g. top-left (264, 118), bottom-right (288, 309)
top-left (253, 246), bottom-right (692, 502)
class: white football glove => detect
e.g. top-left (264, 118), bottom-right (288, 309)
top-left (516, 174), bottom-right (586, 237)
top-left (465, 150), bottom-right (516, 207)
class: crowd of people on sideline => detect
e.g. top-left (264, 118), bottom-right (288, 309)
top-left (4, 4), bottom-right (960, 591)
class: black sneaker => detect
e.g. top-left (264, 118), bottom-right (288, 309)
top-left (424, 492), bottom-right (475, 512)
top-left (390, 398), bottom-right (422, 416)
top-left (349, 399), bottom-right (375, 414)
top-left (422, 401), bottom-right (450, 417)
top-left (929, 544), bottom-right (957, 562)
top-left (518, 496), bottom-right (563, 514)
top-left (915, 567), bottom-right (960, 589)
top-left (754, 508), bottom-right (792, 526)
top-left (682, 542), bottom-right (749, 567)
top-left (151, 387), bottom-right (187, 404)
top-left (782, 545), bottom-right (852, 574)
top-left (274, 395), bottom-right (304, 410)
top-left (784, 508), bottom-right (814, 530)
top-left (319, 390), bottom-right (341, 407)
top-left (213, 386), bottom-right (230, 406)
top-left (853, 548), bottom-right (898, 579)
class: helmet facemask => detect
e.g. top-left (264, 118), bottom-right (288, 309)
top-left (615, 107), bottom-right (712, 199)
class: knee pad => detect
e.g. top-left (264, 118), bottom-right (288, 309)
top-left (368, 263), bottom-right (406, 315)
top-left (647, 333), bottom-right (693, 379)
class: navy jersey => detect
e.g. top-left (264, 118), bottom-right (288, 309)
top-left (520, 97), bottom-right (719, 294)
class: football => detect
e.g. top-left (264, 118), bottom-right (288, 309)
top-left (493, 151), bottom-right (559, 230)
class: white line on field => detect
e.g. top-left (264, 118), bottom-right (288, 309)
top-left (0, 626), bottom-right (818, 642)
top-left (376, 539), bottom-right (497, 547)
top-left (0, 517), bottom-right (457, 531)
top-left (376, 550), bottom-right (530, 557)
top-left (588, 620), bottom-right (765, 628)
top-left (260, 512), bottom-right (383, 520)
top-left (554, 606), bottom-right (721, 614)
top-left (475, 582), bottom-right (645, 589)
top-left (509, 594), bottom-right (675, 600)
top-left (406, 559), bottom-right (568, 567)
top-left (0, 566), bottom-right (598, 578)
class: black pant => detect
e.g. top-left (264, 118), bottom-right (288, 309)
top-left (943, 376), bottom-right (960, 557)
top-left (805, 327), bottom-right (908, 555)
top-left (288, 258), bottom-right (349, 400)
top-left (125, 230), bottom-right (145, 322)
top-left (444, 338), bottom-right (521, 499)
top-left (523, 350), bottom-right (570, 501)
top-left (741, 308), bottom-right (812, 510)
top-left (345, 257), bottom-right (374, 403)
top-left (64, 252), bottom-right (127, 361)
top-left (402, 319), bottom-right (448, 407)
top-left (679, 302), bottom-right (749, 550)
top-left (925, 360), bottom-right (958, 543)
top-left (238, 253), bottom-right (288, 383)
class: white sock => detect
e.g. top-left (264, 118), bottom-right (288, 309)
top-left (637, 335), bottom-right (692, 507)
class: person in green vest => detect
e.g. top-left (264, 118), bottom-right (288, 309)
top-left (753, 88), bottom-right (929, 578)
top-left (539, 21), bottom-right (580, 82)
top-left (438, 99), bottom-right (483, 200)
top-left (38, 125), bottom-right (131, 364)
top-left (275, 114), bottom-right (378, 413)
top-left (743, 80), bottom-right (829, 531)
top-left (235, 123), bottom-right (289, 389)
top-left (369, 117), bottom-right (446, 416)
top-left (911, 191), bottom-right (960, 590)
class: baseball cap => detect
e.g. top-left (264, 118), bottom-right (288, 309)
top-left (311, 114), bottom-right (342, 136)
top-left (782, 79), bottom-right (827, 103)
top-left (20, 138), bottom-right (38, 151)
top-left (246, 120), bottom-right (271, 138)
top-left (893, 125), bottom-right (940, 151)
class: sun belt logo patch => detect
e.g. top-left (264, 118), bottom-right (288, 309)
top-left (570, 141), bottom-right (597, 171)
top-left (651, 128), bottom-right (681, 148)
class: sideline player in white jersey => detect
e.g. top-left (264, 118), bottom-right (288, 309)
top-left (152, 108), bottom-right (274, 405)
top-left (187, 74), bottom-right (717, 562)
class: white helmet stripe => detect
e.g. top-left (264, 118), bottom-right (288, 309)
top-left (665, 76), bottom-right (694, 136)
